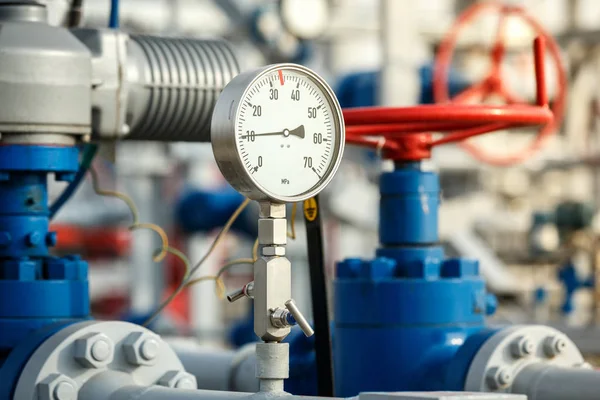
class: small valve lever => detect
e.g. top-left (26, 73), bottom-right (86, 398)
top-left (285, 299), bottom-right (314, 337)
top-left (227, 281), bottom-right (254, 303)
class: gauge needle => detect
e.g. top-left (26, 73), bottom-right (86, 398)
top-left (242, 125), bottom-right (305, 139)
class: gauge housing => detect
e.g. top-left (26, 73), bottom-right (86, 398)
top-left (211, 63), bottom-right (345, 203)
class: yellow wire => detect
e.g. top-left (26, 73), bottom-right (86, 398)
top-left (187, 202), bottom-right (298, 294)
top-left (184, 275), bottom-right (226, 299)
top-left (217, 258), bottom-right (255, 278)
top-left (185, 258), bottom-right (254, 299)
top-left (89, 165), bottom-right (201, 326)
top-left (90, 167), bottom-right (140, 224)
top-left (252, 238), bottom-right (259, 260)
top-left (89, 167), bottom-right (169, 261)
top-left (144, 198), bottom-right (251, 323)
top-left (134, 223), bottom-right (169, 262)
top-left (186, 198), bottom-right (251, 279)
top-left (288, 202), bottom-right (297, 239)
top-left (155, 246), bottom-right (191, 279)
top-left (143, 246), bottom-right (192, 327)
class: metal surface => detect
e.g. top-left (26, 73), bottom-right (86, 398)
top-left (0, 2), bottom-right (47, 22)
top-left (211, 64), bottom-right (344, 203)
top-left (126, 35), bottom-right (239, 142)
top-left (170, 331), bottom-right (318, 395)
top-left (0, 6), bottom-right (91, 137)
top-left (72, 28), bottom-right (240, 141)
top-left (512, 363), bottom-right (600, 400)
top-left (464, 325), bottom-right (586, 395)
top-left (256, 343), bottom-right (288, 392)
top-left (254, 255), bottom-right (292, 341)
top-left (168, 341), bottom-right (259, 393)
top-left (285, 300), bottom-right (314, 337)
top-left (13, 320), bottom-right (190, 399)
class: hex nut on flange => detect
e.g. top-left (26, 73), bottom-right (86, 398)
top-left (37, 374), bottom-right (78, 400)
top-left (158, 370), bottom-right (198, 389)
top-left (74, 332), bottom-right (114, 369)
top-left (543, 335), bottom-right (567, 357)
top-left (123, 331), bottom-right (161, 366)
top-left (510, 336), bottom-right (535, 358)
top-left (486, 367), bottom-right (513, 390)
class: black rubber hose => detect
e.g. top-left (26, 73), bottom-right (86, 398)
top-left (303, 195), bottom-right (334, 396)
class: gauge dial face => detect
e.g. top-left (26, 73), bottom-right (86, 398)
top-left (234, 67), bottom-right (342, 200)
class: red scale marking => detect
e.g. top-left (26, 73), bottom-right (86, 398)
top-left (278, 70), bottom-right (284, 85)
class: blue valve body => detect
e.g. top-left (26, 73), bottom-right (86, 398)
top-left (333, 165), bottom-right (496, 396)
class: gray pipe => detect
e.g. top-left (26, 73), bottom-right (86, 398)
top-left (111, 387), bottom-right (254, 400)
top-left (168, 341), bottom-right (259, 392)
top-left (512, 363), bottom-right (600, 400)
top-left (111, 386), bottom-right (345, 400)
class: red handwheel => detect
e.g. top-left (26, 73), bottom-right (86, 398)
top-left (344, 37), bottom-right (553, 162)
top-left (433, 2), bottom-right (567, 166)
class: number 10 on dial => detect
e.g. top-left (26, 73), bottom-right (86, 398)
top-left (211, 64), bottom-right (345, 203)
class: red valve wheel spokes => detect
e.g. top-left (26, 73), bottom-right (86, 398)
top-left (344, 36), bottom-right (554, 163)
top-left (432, 2), bottom-right (567, 166)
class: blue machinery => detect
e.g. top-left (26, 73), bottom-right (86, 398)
top-left (0, 1), bottom-right (599, 400)
top-left (209, 163), bottom-right (600, 400)
top-left (0, 146), bottom-right (90, 398)
top-left (334, 162), bottom-right (496, 395)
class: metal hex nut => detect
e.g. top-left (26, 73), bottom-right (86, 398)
top-left (258, 219), bottom-right (287, 245)
top-left (37, 374), bottom-right (78, 400)
top-left (263, 246), bottom-right (285, 256)
top-left (511, 336), bottom-right (535, 358)
top-left (486, 367), bottom-right (513, 390)
top-left (259, 202), bottom-right (286, 218)
top-left (158, 370), bottom-right (197, 389)
top-left (74, 332), bottom-right (114, 369)
top-left (543, 335), bottom-right (567, 358)
top-left (123, 331), bottom-right (161, 366)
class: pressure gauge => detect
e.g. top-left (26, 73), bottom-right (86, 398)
top-left (211, 64), bottom-right (345, 203)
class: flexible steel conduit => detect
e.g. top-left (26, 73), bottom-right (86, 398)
top-left (126, 35), bottom-right (240, 142)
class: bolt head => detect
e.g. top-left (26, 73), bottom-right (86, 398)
top-left (27, 232), bottom-right (43, 247)
top-left (123, 331), bottom-right (161, 366)
top-left (544, 335), bottom-right (567, 357)
top-left (158, 370), bottom-right (197, 390)
top-left (37, 374), bottom-right (78, 400)
top-left (140, 338), bottom-right (159, 360)
top-left (486, 367), bottom-right (513, 390)
top-left (511, 336), bottom-right (535, 358)
top-left (74, 332), bottom-right (114, 368)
